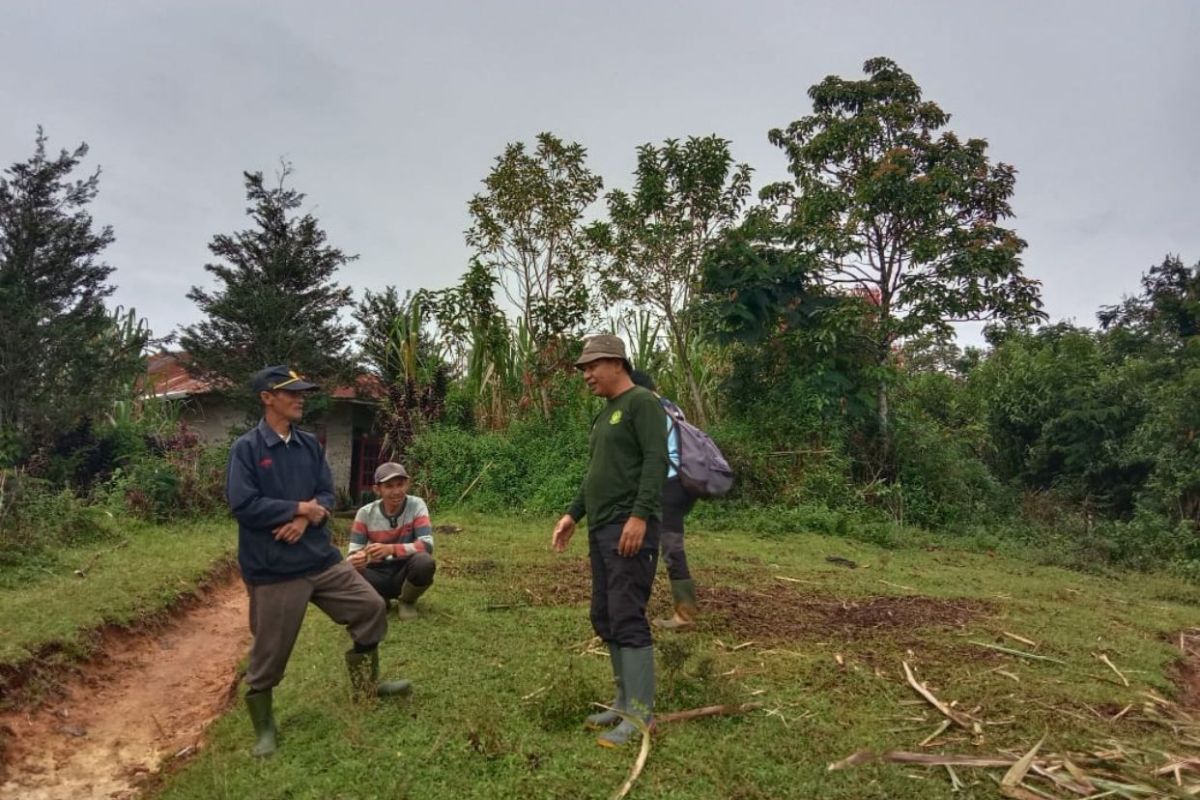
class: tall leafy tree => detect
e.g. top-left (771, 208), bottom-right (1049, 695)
top-left (0, 129), bottom-right (147, 459)
top-left (1100, 254), bottom-right (1200, 349)
top-left (180, 164), bottom-right (355, 400)
top-left (428, 260), bottom-right (515, 428)
top-left (589, 136), bottom-right (752, 425)
top-left (353, 286), bottom-right (449, 455)
top-left (466, 133), bottom-right (601, 416)
top-left (1098, 254), bottom-right (1200, 524)
top-left (755, 57), bottom-right (1045, 435)
top-left (354, 286), bottom-right (444, 387)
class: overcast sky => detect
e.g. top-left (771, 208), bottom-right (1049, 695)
top-left (3, 1), bottom-right (1198, 346)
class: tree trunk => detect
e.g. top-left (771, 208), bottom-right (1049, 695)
top-left (877, 379), bottom-right (889, 438)
top-left (671, 330), bottom-right (708, 428)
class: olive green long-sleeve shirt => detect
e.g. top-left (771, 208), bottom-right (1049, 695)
top-left (567, 385), bottom-right (668, 529)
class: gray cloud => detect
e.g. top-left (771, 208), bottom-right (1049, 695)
top-left (3, 0), bottom-right (1197, 346)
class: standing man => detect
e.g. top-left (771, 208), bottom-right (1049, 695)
top-left (552, 336), bottom-right (668, 748)
top-left (227, 365), bottom-right (411, 759)
top-left (629, 370), bottom-right (699, 631)
top-left (347, 462), bottom-right (437, 621)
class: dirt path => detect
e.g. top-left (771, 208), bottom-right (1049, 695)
top-left (0, 576), bottom-right (250, 800)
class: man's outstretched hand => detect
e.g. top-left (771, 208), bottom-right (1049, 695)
top-left (552, 515), bottom-right (576, 552)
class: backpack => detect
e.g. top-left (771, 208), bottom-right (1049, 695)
top-left (659, 397), bottom-right (734, 498)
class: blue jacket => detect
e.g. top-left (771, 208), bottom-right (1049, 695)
top-left (227, 419), bottom-right (341, 585)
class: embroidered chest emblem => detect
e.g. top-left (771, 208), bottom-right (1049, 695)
top-left (609, 410), bottom-right (623, 425)
top-left (259, 457), bottom-right (273, 469)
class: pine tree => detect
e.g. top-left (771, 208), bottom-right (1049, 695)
top-left (0, 129), bottom-right (141, 460)
top-left (179, 164), bottom-right (356, 400)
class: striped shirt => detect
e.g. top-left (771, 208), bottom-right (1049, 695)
top-left (349, 496), bottom-right (434, 560)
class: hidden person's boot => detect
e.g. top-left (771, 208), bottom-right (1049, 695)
top-left (396, 580), bottom-right (429, 621)
top-left (245, 688), bottom-right (278, 758)
top-left (654, 579), bottom-right (698, 630)
top-left (583, 644), bottom-right (625, 729)
top-left (345, 647), bottom-right (413, 699)
top-left (597, 646), bottom-right (655, 748)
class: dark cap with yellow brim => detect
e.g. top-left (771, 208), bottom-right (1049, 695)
top-left (251, 365), bottom-right (320, 393)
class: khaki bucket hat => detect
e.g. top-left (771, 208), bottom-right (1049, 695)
top-left (574, 335), bottom-right (632, 373)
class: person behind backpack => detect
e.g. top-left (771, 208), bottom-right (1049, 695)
top-left (630, 370), bottom-right (699, 630)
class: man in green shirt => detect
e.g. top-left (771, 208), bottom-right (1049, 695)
top-left (552, 335), bottom-right (668, 748)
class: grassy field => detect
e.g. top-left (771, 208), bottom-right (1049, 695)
top-left (147, 513), bottom-right (1200, 800)
top-left (0, 517), bottom-right (234, 696)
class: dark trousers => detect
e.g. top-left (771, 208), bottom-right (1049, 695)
top-left (244, 560), bottom-right (386, 692)
top-left (660, 477), bottom-right (696, 581)
top-left (588, 518), bottom-right (659, 649)
top-left (362, 552), bottom-right (437, 600)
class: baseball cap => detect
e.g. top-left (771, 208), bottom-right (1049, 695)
top-left (373, 462), bottom-right (410, 484)
top-left (251, 365), bottom-right (319, 394)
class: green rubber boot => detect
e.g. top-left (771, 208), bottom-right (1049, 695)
top-left (245, 689), bottom-right (278, 758)
top-left (346, 648), bottom-right (413, 699)
top-left (654, 579), bottom-right (698, 630)
top-left (597, 646), bottom-right (655, 748)
top-left (584, 644), bottom-right (624, 729)
top-left (396, 580), bottom-right (429, 621)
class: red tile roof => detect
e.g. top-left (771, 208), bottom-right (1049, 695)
top-left (143, 352), bottom-right (381, 402)
top-left (144, 352), bottom-right (215, 398)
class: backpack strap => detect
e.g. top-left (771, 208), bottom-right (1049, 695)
top-left (657, 395), bottom-right (684, 469)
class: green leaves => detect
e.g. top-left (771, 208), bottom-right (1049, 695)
top-left (594, 135), bottom-right (752, 425)
top-left (706, 57), bottom-right (1045, 443)
top-left (466, 132), bottom-right (600, 346)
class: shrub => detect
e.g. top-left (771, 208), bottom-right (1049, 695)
top-left (0, 470), bottom-right (115, 563)
top-left (408, 412), bottom-right (588, 514)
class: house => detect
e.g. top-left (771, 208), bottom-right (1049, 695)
top-left (144, 352), bottom-right (386, 502)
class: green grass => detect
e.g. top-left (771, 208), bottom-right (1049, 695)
top-left (0, 517), bottom-right (234, 673)
top-left (151, 513), bottom-right (1200, 800)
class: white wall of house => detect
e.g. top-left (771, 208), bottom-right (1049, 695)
top-left (323, 402), bottom-right (355, 501)
top-left (177, 395), bottom-right (363, 497)
top-left (180, 397), bottom-right (247, 444)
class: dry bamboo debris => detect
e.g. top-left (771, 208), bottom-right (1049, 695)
top-left (1003, 631), bottom-right (1040, 648)
top-left (712, 639), bottom-right (756, 652)
top-left (829, 667), bottom-right (1200, 797)
top-left (656, 703), bottom-right (763, 724)
top-left (605, 702), bottom-right (765, 799)
top-left (830, 749), bottom-right (1192, 797)
top-left (902, 661), bottom-right (983, 735)
top-left (1097, 654), bottom-right (1131, 688)
top-left (969, 640), bottom-right (1068, 665)
top-left (609, 716), bottom-right (651, 800)
top-left (1000, 736), bottom-right (1045, 789)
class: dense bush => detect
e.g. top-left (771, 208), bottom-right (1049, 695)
top-left (0, 471), bottom-right (115, 564)
top-left (409, 414), bottom-right (588, 514)
top-left (108, 426), bottom-right (228, 521)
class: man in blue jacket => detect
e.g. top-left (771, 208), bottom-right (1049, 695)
top-left (227, 365), bottom-right (410, 758)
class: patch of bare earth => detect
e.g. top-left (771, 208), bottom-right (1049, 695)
top-left (507, 561), bottom-right (987, 641)
top-left (695, 585), bottom-right (988, 642)
top-left (0, 575), bottom-right (250, 800)
top-left (1171, 629), bottom-right (1200, 713)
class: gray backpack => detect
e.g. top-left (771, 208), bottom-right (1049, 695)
top-left (660, 397), bottom-right (734, 498)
